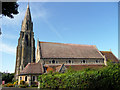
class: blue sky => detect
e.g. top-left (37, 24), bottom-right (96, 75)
top-left (0, 2), bottom-right (118, 73)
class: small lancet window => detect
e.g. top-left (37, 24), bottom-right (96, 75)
top-left (56, 61), bottom-right (58, 64)
top-left (81, 60), bottom-right (83, 63)
top-left (25, 35), bottom-right (28, 46)
top-left (49, 61), bottom-right (51, 64)
top-left (20, 77), bottom-right (22, 80)
top-left (52, 60), bottom-right (55, 64)
top-left (69, 60), bottom-right (71, 64)
top-left (27, 22), bottom-right (29, 30)
top-left (25, 76), bottom-right (27, 81)
top-left (66, 61), bottom-right (68, 64)
top-left (33, 76), bottom-right (35, 81)
top-left (96, 60), bottom-right (98, 63)
top-left (83, 60), bottom-right (85, 63)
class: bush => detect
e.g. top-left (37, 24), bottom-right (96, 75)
top-left (2, 73), bottom-right (14, 84)
top-left (19, 85), bottom-right (27, 88)
top-left (5, 83), bottom-right (14, 87)
top-left (13, 81), bottom-right (18, 87)
top-left (20, 80), bottom-right (25, 85)
top-left (19, 83), bottom-right (29, 88)
top-left (31, 81), bottom-right (38, 87)
top-left (19, 80), bottom-right (29, 88)
top-left (38, 63), bottom-right (120, 89)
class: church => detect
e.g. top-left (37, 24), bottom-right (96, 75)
top-left (14, 4), bottom-right (119, 86)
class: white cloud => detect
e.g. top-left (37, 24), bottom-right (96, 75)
top-left (2, 33), bottom-right (18, 40)
top-left (0, 42), bottom-right (16, 55)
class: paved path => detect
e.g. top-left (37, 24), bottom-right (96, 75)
top-left (1, 87), bottom-right (40, 90)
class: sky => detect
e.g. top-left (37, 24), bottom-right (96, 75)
top-left (0, 2), bottom-right (118, 73)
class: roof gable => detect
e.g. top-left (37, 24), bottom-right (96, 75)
top-left (100, 51), bottom-right (119, 62)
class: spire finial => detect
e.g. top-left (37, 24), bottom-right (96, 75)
top-left (37, 38), bottom-right (39, 43)
top-left (37, 38), bottom-right (39, 40)
top-left (110, 49), bottom-right (111, 52)
top-left (27, 1), bottom-right (29, 9)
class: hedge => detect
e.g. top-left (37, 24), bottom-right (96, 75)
top-left (38, 62), bottom-right (120, 89)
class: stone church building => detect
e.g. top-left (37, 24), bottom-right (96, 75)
top-left (14, 4), bottom-right (119, 85)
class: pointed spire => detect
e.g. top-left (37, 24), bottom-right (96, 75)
top-left (27, 2), bottom-right (29, 8)
top-left (21, 3), bottom-right (32, 31)
top-left (24, 3), bottom-right (31, 21)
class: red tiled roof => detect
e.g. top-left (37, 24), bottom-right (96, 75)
top-left (100, 51), bottom-right (119, 62)
top-left (44, 64), bottom-right (104, 71)
top-left (39, 41), bottom-right (104, 59)
top-left (45, 64), bottom-right (64, 72)
top-left (46, 67), bottom-right (54, 72)
top-left (65, 64), bottom-right (105, 70)
top-left (19, 63), bottom-right (43, 75)
top-left (56, 64), bottom-right (63, 72)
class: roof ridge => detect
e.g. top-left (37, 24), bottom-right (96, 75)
top-left (101, 51), bottom-right (111, 52)
top-left (39, 41), bottom-right (94, 46)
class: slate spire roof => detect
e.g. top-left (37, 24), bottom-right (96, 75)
top-left (24, 3), bottom-right (31, 21)
top-left (21, 3), bottom-right (32, 31)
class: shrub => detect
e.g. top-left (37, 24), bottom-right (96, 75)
top-left (19, 80), bottom-right (29, 88)
top-left (19, 85), bottom-right (27, 88)
top-left (5, 83), bottom-right (14, 87)
top-left (19, 82), bottom-right (29, 88)
top-left (20, 80), bottom-right (25, 85)
top-left (31, 81), bottom-right (38, 87)
top-left (13, 81), bottom-right (18, 85)
top-left (2, 73), bottom-right (14, 84)
top-left (38, 63), bottom-right (120, 89)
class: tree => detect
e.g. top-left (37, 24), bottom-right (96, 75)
top-left (0, 1), bottom-right (19, 35)
top-left (2, 73), bottom-right (14, 83)
top-left (1, 2), bottom-right (19, 18)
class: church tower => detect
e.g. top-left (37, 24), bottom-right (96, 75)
top-left (15, 4), bottom-right (35, 80)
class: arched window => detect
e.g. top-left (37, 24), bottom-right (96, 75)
top-left (56, 61), bottom-right (58, 64)
top-left (96, 60), bottom-right (98, 63)
top-left (25, 35), bottom-right (28, 46)
top-left (81, 60), bottom-right (83, 63)
top-left (25, 76), bottom-right (27, 81)
top-left (52, 60), bottom-right (55, 64)
top-left (27, 22), bottom-right (29, 30)
top-left (22, 33), bottom-right (24, 38)
top-left (22, 66), bottom-right (23, 70)
top-left (33, 76), bottom-right (35, 81)
top-left (49, 61), bottom-right (51, 64)
top-left (83, 60), bottom-right (85, 63)
top-left (69, 60), bottom-right (71, 64)
top-left (66, 61), bottom-right (68, 64)
top-left (20, 77), bottom-right (22, 80)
